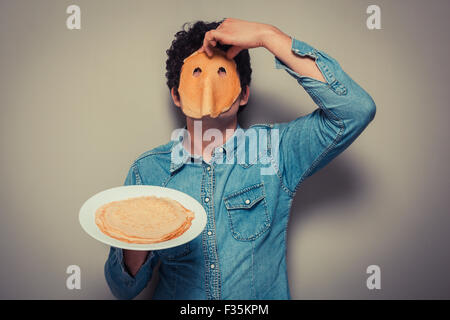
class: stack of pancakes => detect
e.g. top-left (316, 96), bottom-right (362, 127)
top-left (95, 196), bottom-right (194, 244)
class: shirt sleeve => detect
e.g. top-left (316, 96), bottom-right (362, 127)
top-left (103, 163), bottom-right (158, 299)
top-left (273, 37), bottom-right (376, 195)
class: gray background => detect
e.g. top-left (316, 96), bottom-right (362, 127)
top-left (0, 0), bottom-right (449, 299)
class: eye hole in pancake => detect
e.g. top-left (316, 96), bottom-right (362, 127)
top-left (218, 67), bottom-right (226, 77)
top-left (193, 67), bottom-right (202, 77)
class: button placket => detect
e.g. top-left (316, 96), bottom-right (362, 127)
top-left (202, 163), bottom-right (221, 300)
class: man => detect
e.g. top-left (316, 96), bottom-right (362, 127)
top-left (104, 18), bottom-right (376, 299)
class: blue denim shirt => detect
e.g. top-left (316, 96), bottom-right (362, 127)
top-left (104, 37), bottom-right (376, 300)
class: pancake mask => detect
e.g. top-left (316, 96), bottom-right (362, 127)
top-left (178, 47), bottom-right (242, 118)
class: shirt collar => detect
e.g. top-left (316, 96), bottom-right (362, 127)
top-left (170, 123), bottom-right (245, 173)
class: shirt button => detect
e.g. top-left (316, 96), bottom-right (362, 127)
top-left (207, 231), bottom-right (212, 236)
top-left (210, 264), bottom-right (215, 269)
top-left (245, 199), bottom-right (250, 205)
top-left (205, 197), bottom-right (210, 203)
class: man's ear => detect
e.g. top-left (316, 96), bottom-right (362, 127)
top-left (171, 87), bottom-right (181, 108)
top-left (239, 85), bottom-right (250, 106)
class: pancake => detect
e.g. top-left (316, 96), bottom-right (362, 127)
top-left (95, 195), bottom-right (194, 244)
top-left (178, 48), bottom-right (242, 119)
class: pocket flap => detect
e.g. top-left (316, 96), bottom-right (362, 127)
top-left (224, 183), bottom-right (265, 210)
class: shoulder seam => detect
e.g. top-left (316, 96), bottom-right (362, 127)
top-left (270, 124), bottom-right (296, 197)
top-left (130, 162), bottom-right (143, 185)
top-left (134, 141), bottom-right (174, 162)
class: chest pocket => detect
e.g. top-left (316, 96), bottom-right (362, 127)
top-left (224, 183), bottom-right (271, 241)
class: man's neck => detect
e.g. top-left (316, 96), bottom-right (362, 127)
top-left (184, 115), bottom-right (238, 162)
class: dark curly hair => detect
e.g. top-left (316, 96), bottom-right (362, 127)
top-left (165, 19), bottom-right (252, 111)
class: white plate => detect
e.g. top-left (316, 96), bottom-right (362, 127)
top-left (79, 185), bottom-right (207, 251)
